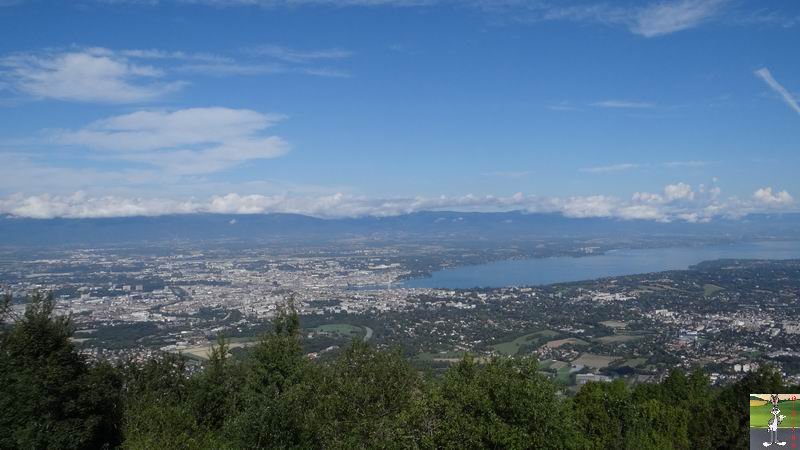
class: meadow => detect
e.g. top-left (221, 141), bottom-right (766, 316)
top-left (750, 399), bottom-right (799, 428)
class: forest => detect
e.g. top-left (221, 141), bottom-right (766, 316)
top-left (0, 292), bottom-right (782, 449)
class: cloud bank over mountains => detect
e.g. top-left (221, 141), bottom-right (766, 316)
top-left (0, 182), bottom-right (793, 220)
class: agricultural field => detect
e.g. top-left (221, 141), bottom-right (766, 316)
top-left (595, 334), bottom-right (643, 344)
top-left (180, 339), bottom-right (259, 360)
top-left (703, 283), bottom-right (724, 296)
top-left (490, 330), bottom-right (559, 356)
top-left (572, 353), bottom-right (620, 369)
top-left (544, 338), bottom-right (589, 348)
top-left (619, 357), bottom-right (648, 368)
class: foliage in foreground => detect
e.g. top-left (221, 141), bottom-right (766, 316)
top-left (0, 292), bottom-right (783, 449)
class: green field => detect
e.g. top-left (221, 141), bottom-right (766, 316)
top-left (750, 400), bottom-right (799, 428)
top-left (596, 334), bottom-right (643, 344)
top-left (491, 330), bottom-right (560, 356)
top-left (619, 357), bottom-right (648, 368)
top-left (180, 339), bottom-right (259, 360)
top-left (554, 365), bottom-right (572, 384)
top-left (572, 353), bottom-right (619, 369)
top-left (415, 351), bottom-right (465, 363)
top-left (313, 324), bottom-right (363, 337)
top-left (703, 283), bottom-right (724, 296)
top-left (538, 359), bottom-right (555, 369)
top-left (600, 320), bottom-right (627, 329)
top-left (544, 338), bottom-right (590, 348)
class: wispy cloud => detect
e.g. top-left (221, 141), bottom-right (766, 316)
top-left (0, 48), bottom-right (185, 103)
top-left (546, 100), bottom-right (581, 112)
top-left (15, 0), bottom-right (774, 38)
top-left (144, 0), bottom-right (730, 38)
top-left (580, 163), bottom-right (640, 173)
top-left (181, 0), bottom-right (437, 7)
top-left (591, 100), bottom-right (655, 109)
top-left (176, 62), bottom-right (350, 78)
top-left (56, 107), bottom-right (289, 175)
top-left (0, 45), bottom-right (353, 103)
top-left (118, 48), bottom-right (232, 63)
top-left (484, 170), bottom-right (533, 179)
top-left (248, 44), bottom-right (353, 63)
top-left (663, 160), bottom-right (712, 168)
top-left (580, 161), bottom-right (712, 173)
top-left (755, 67), bottom-right (800, 115)
top-left (630, 0), bottom-right (727, 37)
top-left (506, 0), bottom-right (725, 37)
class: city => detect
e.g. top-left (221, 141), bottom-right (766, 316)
top-left (4, 240), bottom-right (799, 389)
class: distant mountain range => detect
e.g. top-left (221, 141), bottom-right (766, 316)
top-left (1, 211), bottom-right (799, 246)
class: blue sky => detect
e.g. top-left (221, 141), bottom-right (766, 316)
top-left (0, 0), bottom-right (798, 220)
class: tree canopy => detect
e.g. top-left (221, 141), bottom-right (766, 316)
top-left (0, 292), bottom-right (778, 449)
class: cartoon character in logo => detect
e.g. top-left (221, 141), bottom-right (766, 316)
top-left (764, 394), bottom-right (786, 447)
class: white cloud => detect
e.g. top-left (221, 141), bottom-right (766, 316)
top-left (663, 160), bottom-right (711, 168)
top-left (580, 163), bottom-right (639, 173)
top-left (53, 0), bottom-right (749, 38)
top-left (663, 182), bottom-right (694, 201)
top-left (0, 181), bottom-right (794, 219)
top-left (591, 100), bottom-right (655, 109)
top-left (560, 195), bottom-right (617, 218)
top-left (630, 0), bottom-right (726, 37)
top-left (755, 68), bottom-right (800, 116)
top-left (172, 0), bottom-right (728, 37)
top-left (616, 204), bottom-right (666, 220)
top-left (753, 187), bottom-right (793, 206)
top-left (480, 0), bottom-right (727, 37)
top-left (0, 192), bottom-right (199, 219)
top-left (57, 107), bottom-right (289, 174)
top-left (248, 44), bottom-right (353, 63)
top-left (117, 48), bottom-right (231, 63)
top-left (633, 182), bottom-right (696, 204)
top-left (0, 46), bottom-right (352, 103)
top-left (0, 49), bottom-right (185, 103)
top-left (632, 191), bottom-right (664, 203)
top-left (177, 62), bottom-right (351, 78)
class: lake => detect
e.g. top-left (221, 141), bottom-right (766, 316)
top-left (401, 241), bottom-right (800, 289)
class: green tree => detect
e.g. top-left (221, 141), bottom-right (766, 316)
top-left (313, 340), bottom-right (422, 449)
top-left (425, 355), bottom-right (579, 449)
top-left (224, 299), bottom-right (319, 449)
top-left (0, 291), bottom-right (123, 449)
top-left (572, 380), bottom-right (629, 449)
top-left (189, 334), bottom-right (243, 429)
top-left (121, 350), bottom-right (233, 449)
top-left (713, 365), bottom-right (783, 449)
